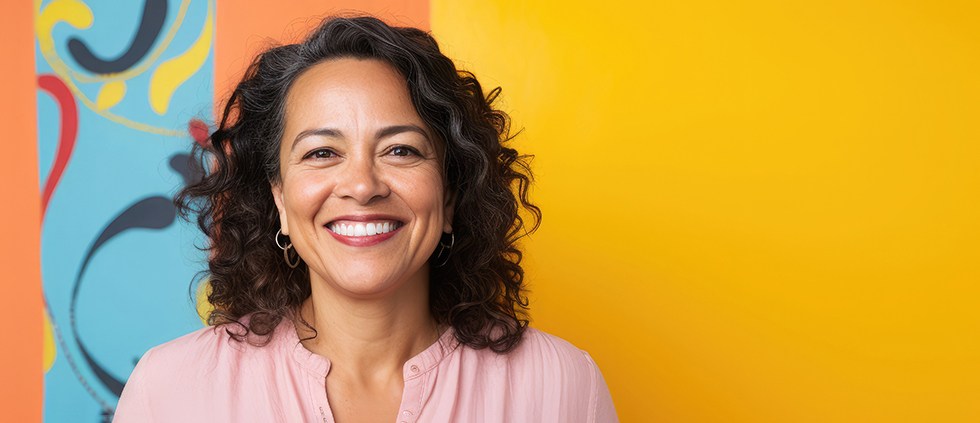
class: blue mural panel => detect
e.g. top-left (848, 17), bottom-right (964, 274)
top-left (34, 0), bottom-right (214, 421)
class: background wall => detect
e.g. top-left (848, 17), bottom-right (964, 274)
top-left (1, 1), bottom-right (44, 422)
top-left (430, 2), bottom-right (980, 421)
top-left (3, 0), bottom-right (979, 422)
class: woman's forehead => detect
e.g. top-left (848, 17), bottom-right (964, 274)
top-left (283, 58), bottom-right (424, 129)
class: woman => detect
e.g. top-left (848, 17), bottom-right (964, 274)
top-left (114, 16), bottom-right (617, 422)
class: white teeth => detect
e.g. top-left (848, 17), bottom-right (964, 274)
top-left (329, 221), bottom-right (400, 237)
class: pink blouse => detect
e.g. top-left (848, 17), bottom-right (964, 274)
top-left (113, 318), bottom-right (618, 422)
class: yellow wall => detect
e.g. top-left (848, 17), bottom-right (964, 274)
top-left (432, 1), bottom-right (980, 421)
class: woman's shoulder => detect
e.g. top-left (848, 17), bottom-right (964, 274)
top-left (114, 320), bottom-right (295, 421)
top-left (519, 327), bottom-right (591, 357)
top-left (147, 323), bottom-right (235, 356)
top-left (452, 327), bottom-right (618, 421)
top-left (510, 327), bottom-right (602, 377)
top-left (454, 326), bottom-right (601, 383)
top-left (518, 328), bottom-right (618, 421)
top-left (127, 324), bottom-right (246, 383)
top-left (139, 317), bottom-right (294, 374)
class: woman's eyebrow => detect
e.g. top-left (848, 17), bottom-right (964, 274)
top-left (376, 124), bottom-right (429, 141)
top-left (291, 127), bottom-right (342, 151)
top-left (291, 124), bottom-right (430, 152)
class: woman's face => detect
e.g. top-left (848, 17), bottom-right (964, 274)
top-left (272, 58), bottom-right (453, 298)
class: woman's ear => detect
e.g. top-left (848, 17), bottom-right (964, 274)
top-left (271, 183), bottom-right (289, 235)
top-left (443, 189), bottom-right (456, 233)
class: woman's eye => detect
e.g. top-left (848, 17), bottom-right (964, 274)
top-left (304, 149), bottom-right (336, 159)
top-left (389, 146), bottom-right (420, 157)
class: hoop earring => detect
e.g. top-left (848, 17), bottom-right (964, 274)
top-left (275, 229), bottom-right (301, 269)
top-left (433, 232), bottom-right (455, 268)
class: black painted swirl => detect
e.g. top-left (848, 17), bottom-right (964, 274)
top-left (70, 196), bottom-right (176, 396)
top-left (170, 152), bottom-right (204, 186)
top-left (69, 153), bottom-right (196, 399)
top-left (67, 0), bottom-right (168, 74)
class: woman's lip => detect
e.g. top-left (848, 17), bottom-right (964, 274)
top-left (326, 214), bottom-right (404, 225)
top-left (325, 223), bottom-right (402, 247)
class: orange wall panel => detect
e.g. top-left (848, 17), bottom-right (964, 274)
top-left (215, 0), bottom-right (429, 102)
top-left (0, 1), bottom-right (44, 421)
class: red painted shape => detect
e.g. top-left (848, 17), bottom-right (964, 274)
top-left (37, 75), bottom-right (78, 219)
top-left (188, 118), bottom-right (210, 146)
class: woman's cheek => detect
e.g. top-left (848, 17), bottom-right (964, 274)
top-left (289, 173), bottom-right (335, 214)
top-left (393, 176), bottom-right (442, 216)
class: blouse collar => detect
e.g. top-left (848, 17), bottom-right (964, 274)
top-left (277, 317), bottom-right (459, 379)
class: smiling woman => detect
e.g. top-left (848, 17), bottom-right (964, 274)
top-left (113, 15), bottom-right (617, 422)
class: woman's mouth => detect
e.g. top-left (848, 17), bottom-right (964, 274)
top-left (327, 220), bottom-right (402, 237)
top-left (325, 219), bottom-right (404, 247)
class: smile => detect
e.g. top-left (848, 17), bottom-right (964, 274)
top-left (324, 214), bottom-right (407, 247)
top-left (327, 220), bottom-right (402, 237)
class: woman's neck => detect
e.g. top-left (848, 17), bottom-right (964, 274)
top-left (294, 272), bottom-right (441, 386)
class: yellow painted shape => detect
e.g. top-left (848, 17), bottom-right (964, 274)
top-left (195, 278), bottom-right (213, 326)
top-left (43, 310), bottom-right (55, 373)
top-left (433, 1), bottom-right (980, 422)
top-left (148, 0), bottom-right (213, 115)
top-left (95, 80), bottom-right (126, 111)
top-left (37, 0), bottom-right (191, 83)
top-left (35, 0), bottom-right (92, 54)
top-left (34, 0), bottom-right (192, 136)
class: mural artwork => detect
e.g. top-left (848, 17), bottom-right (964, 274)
top-left (35, 0), bottom-right (214, 420)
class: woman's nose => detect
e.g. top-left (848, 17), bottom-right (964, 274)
top-left (334, 155), bottom-right (390, 204)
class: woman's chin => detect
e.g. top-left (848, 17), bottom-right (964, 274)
top-left (316, 269), bottom-right (423, 299)
top-left (336, 281), bottom-right (401, 299)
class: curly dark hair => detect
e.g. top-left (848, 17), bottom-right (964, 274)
top-left (176, 15), bottom-right (540, 353)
